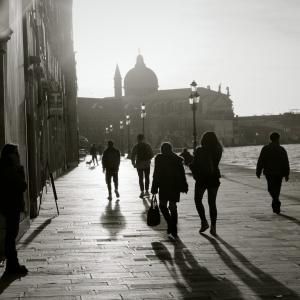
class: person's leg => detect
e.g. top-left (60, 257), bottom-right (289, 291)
top-left (194, 183), bottom-right (208, 231)
top-left (113, 172), bottom-right (120, 197)
top-left (159, 197), bottom-right (172, 234)
top-left (169, 201), bottom-right (178, 237)
top-left (137, 169), bottom-right (144, 197)
top-left (4, 212), bottom-right (28, 274)
top-left (144, 167), bottom-right (150, 195)
top-left (207, 186), bottom-right (219, 235)
top-left (106, 172), bottom-right (112, 200)
top-left (266, 175), bottom-right (282, 213)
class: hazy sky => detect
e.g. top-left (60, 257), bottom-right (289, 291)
top-left (73, 0), bottom-right (300, 116)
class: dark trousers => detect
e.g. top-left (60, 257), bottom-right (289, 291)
top-left (105, 171), bottom-right (118, 193)
top-left (137, 168), bottom-right (150, 192)
top-left (159, 194), bottom-right (179, 233)
top-left (92, 154), bottom-right (98, 165)
top-left (194, 183), bottom-right (219, 226)
top-left (265, 175), bottom-right (282, 210)
top-left (3, 211), bottom-right (20, 268)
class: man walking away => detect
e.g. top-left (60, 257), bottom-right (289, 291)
top-left (151, 142), bottom-right (188, 238)
top-left (102, 141), bottom-right (121, 200)
top-left (90, 143), bottom-right (98, 166)
top-left (131, 134), bottom-right (154, 198)
top-left (256, 132), bottom-right (290, 214)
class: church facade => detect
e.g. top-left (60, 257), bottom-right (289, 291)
top-left (78, 54), bottom-right (235, 151)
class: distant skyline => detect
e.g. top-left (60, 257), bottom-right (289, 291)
top-left (73, 0), bottom-right (300, 116)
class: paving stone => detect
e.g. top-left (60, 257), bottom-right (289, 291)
top-left (0, 160), bottom-right (299, 299)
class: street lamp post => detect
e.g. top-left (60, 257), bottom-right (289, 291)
top-left (109, 124), bottom-right (113, 139)
top-left (141, 103), bottom-right (146, 135)
top-left (126, 115), bottom-right (131, 158)
top-left (105, 127), bottom-right (109, 142)
top-left (189, 81), bottom-right (200, 153)
top-left (119, 120), bottom-right (124, 156)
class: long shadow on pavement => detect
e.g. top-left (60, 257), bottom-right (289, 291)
top-left (0, 272), bottom-right (26, 295)
top-left (201, 234), bottom-right (299, 300)
top-left (100, 200), bottom-right (126, 239)
top-left (279, 213), bottom-right (300, 226)
top-left (152, 238), bottom-right (243, 299)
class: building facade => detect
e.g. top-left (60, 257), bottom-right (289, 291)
top-left (78, 54), bottom-right (235, 152)
top-left (234, 113), bottom-right (300, 145)
top-left (0, 0), bottom-right (78, 253)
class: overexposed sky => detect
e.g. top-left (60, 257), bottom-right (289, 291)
top-left (73, 0), bottom-right (300, 116)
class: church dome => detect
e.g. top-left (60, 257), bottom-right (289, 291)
top-left (124, 55), bottom-right (159, 97)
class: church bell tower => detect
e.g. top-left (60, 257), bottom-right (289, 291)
top-left (114, 64), bottom-right (122, 99)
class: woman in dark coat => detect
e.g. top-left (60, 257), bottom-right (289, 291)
top-left (0, 144), bottom-right (28, 275)
top-left (151, 142), bottom-right (188, 237)
top-left (190, 132), bottom-right (223, 236)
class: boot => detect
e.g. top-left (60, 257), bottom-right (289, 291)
top-left (199, 220), bottom-right (209, 233)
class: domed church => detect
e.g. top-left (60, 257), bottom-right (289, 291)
top-left (78, 54), bottom-right (235, 149)
top-left (123, 54), bottom-right (158, 97)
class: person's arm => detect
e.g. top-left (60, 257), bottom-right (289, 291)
top-left (179, 159), bottom-right (188, 193)
top-left (15, 166), bottom-right (27, 192)
top-left (131, 145), bottom-right (137, 167)
top-left (102, 151), bottom-right (106, 172)
top-left (256, 147), bottom-right (265, 178)
top-left (151, 156), bottom-right (159, 194)
top-left (117, 150), bottom-right (121, 168)
top-left (283, 148), bottom-right (290, 181)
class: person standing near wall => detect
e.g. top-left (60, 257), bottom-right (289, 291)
top-left (0, 144), bottom-right (28, 275)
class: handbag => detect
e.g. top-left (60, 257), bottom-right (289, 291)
top-left (147, 195), bottom-right (160, 226)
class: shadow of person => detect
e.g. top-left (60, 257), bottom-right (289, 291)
top-left (100, 200), bottom-right (126, 239)
top-left (152, 239), bottom-right (242, 299)
top-left (201, 234), bottom-right (299, 299)
top-left (0, 272), bottom-right (26, 295)
top-left (279, 213), bottom-right (300, 226)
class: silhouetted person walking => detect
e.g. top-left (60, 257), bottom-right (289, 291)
top-left (131, 134), bottom-right (154, 198)
top-left (190, 132), bottom-right (223, 236)
top-left (0, 144), bottom-right (28, 275)
top-left (256, 132), bottom-right (290, 214)
top-left (179, 148), bottom-right (193, 166)
top-left (102, 141), bottom-right (121, 200)
top-left (151, 142), bottom-right (188, 238)
top-left (90, 143), bottom-right (98, 166)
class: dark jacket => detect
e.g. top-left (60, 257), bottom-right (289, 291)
top-left (256, 143), bottom-right (290, 177)
top-left (131, 142), bottom-right (153, 169)
top-left (151, 152), bottom-right (188, 200)
top-left (190, 147), bottom-right (222, 188)
top-left (0, 159), bottom-right (27, 214)
top-left (102, 147), bottom-right (121, 172)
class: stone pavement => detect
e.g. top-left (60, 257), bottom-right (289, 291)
top-left (0, 157), bottom-right (299, 299)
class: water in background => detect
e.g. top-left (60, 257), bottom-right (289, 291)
top-left (222, 144), bottom-right (300, 173)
